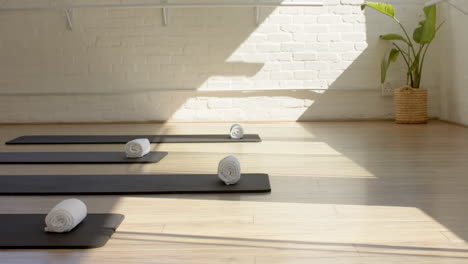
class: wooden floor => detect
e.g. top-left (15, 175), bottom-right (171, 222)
top-left (0, 121), bottom-right (467, 263)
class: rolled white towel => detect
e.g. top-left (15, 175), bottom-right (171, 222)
top-left (230, 124), bottom-right (244, 139)
top-left (44, 199), bottom-right (87, 233)
top-left (125, 138), bottom-right (151, 158)
top-left (218, 155), bottom-right (241, 185)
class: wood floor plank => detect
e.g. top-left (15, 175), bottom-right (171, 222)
top-left (0, 121), bottom-right (467, 263)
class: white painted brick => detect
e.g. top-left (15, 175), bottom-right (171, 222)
top-left (355, 42), bottom-right (368, 51)
top-left (317, 16), bottom-right (342, 24)
top-left (294, 71), bottom-right (319, 80)
top-left (329, 6), bottom-right (355, 15)
top-left (270, 72), bottom-right (294, 80)
top-left (235, 44), bottom-right (256, 53)
top-left (304, 6), bottom-right (329, 15)
top-left (293, 33), bottom-right (317, 42)
top-left (207, 81), bottom-right (231, 90)
top-left (245, 34), bottom-right (267, 42)
top-left (121, 55), bottom-right (147, 65)
top-left (342, 15), bottom-right (366, 24)
top-left (262, 63), bottom-right (282, 71)
top-left (244, 97), bottom-right (282, 108)
top-left (194, 109), bottom-right (222, 121)
top-left (280, 25), bottom-right (303, 33)
top-left (269, 53), bottom-right (292, 61)
top-left (279, 7), bottom-right (303, 15)
top-left (254, 80), bottom-right (281, 89)
top-left (329, 61), bottom-right (353, 70)
top-left (304, 25), bottom-right (329, 33)
top-left (279, 80), bottom-right (303, 89)
top-left (305, 62), bottom-right (329, 70)
top-left (342, 32), bottom-right (367, 41)
top-left (319, 71), bottom-right (343, 79)
top-left (0, 1), bottom-right (439, 123)
top-left (304, 80), bottom-right (328, 89)
top-left (267, 34), bottom-right (292, 42)
top-left (256, 25), bottom-right (279, 34)
top-left (341, 52), bottom-right (362, 61)
top-left (216, 109), bottom-right (247, 121)
top-left (256, 44), bottom-right (281, 52)
top-left (146, 55), bottom-right (172, 64)
top-left (281, 43), bottom-right (305, 52)
top-left (96, 37), bottom-right (121, 47)
top-left (305, 43), bottom-right (330, 52)
top-left (330, 42), bottom-right (355, 52)
top-left (329, 24), bottom-right (354, 33)
top-left (293, 16), bottom-right (317, 24)
top-left (281, 98), bottom-right (305, 108)
top-left (268, 108), bottom-right (308, 120)
top-left (293, 53), bottom-right (317, 61)
top-left (126, 72), bottom-right (148, 81)
top-left (317, 53), bottom-right (340, 61)
top-left (207, 99), bottom-right (233, 109)
top-left (267, 16), bottom-right (293, 24)
top-left (317, 33), bottom-right (341, 42)
top-left (121, 37), bottom-right (144, 47)
top-left (112, 64), bottom-right (136, 73)
top-left (231, 80), bottom-right (254, 89)
top-left (88, 63), bottom-right (112, 74)
top-left (242, 53), bottom-right (269, 62)
top-left (281, 62), bottom-right (305, 71)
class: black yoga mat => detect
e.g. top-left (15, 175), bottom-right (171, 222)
top-left (6, 134), bottom-right (262, 144)
top-left (0, 214), bottom-right (124, 249)
top-left (0, 152), bottom-right (167, 164)
top-left (0, 174), bottom-right (271, 194)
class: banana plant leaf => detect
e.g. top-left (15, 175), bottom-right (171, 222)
top-left (381, 48), bottom-right (400, 83)
top-left (361, 1), bottom-right (395, 18)
top-left (413, 5), bottom-right (437, 44)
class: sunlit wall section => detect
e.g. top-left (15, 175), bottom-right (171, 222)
top-left (0, 0), bottom-right (440, 122)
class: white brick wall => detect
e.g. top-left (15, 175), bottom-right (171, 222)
top-left (0, 0), bottom-right (440, 122)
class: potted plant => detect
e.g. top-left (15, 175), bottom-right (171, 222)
top-left (361, 1), bottom-right (443, 124)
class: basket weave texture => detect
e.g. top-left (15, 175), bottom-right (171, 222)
top-left (394, 86), bottom-right (428, 124)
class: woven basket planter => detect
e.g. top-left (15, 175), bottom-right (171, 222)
top-left (394, 86), bottom-right (428, 124)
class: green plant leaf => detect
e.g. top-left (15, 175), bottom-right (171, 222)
top-left (380, 34), bottom-right (409, 44)
top-left (381, 48), bottom-right (400, 83)
top-left (413, 5), bottom-right (437, 44)
top-left (422, 5), bottom-right (437, 43)
top-left (413, 25), bottom-right (424, 44)
top-left (363, 1), bottom-right (395, 18)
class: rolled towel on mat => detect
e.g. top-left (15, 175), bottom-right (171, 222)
top-left (45, 199), bottom-right (87, 233)
top-left (218, 155), bottom-right (241, 185)
top-left (230, 124), bottom-right (244, 139)
top-left (125, 138), bottom-right (151, 158)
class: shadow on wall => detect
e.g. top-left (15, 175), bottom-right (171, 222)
top-left (0, 5), bottom-right (268, 121)
top-left (0, 6), bottom-right (267, 91)
top-left (296, 1), bottom-right (439, 121)
top-left (0, 1), bottom-right (444, 123)
top-left (0, 2), bottom-right (439, 122)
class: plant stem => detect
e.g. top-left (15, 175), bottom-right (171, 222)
top-left (394, 18), bottom-right (417, 59)
top-left (418, 44), bottom-right (430, 87)
top-left (392, 43), bottom-right (413, 86)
